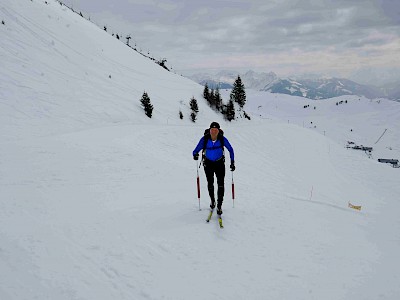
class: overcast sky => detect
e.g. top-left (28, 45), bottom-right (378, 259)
top-left (63, 0), bottom-right (400, 83)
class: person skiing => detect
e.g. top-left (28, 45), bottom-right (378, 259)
top-left (193, 121), bottom-right (235, 215)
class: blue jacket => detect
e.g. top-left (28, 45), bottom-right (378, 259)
top-left (193, 136), bottom-right (234, 162)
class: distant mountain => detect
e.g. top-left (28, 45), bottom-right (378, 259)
top-left (349, 67), bottom-right (400, 87)
top-left (187, 70), bottom-right (277, 90)
top-left (241, 70), bottom-right (278, 90)
top-left (262, 77), bottom-right (383, 100)
top-left (198, 79), bottom-right (233, 89)
top-left (381, 81), bottom-right (400, 101)
top-left (187, 70), bottom-right (388, 100)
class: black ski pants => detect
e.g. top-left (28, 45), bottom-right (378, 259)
top-left (204, 158), bottom-right (225, 208)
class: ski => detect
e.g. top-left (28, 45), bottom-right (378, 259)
top-left (218, 216), bottom-right (224, 228)
top-left (206, 209), bottom-right (214, 222)
top-left (206, 209), bottom-right (223, 228)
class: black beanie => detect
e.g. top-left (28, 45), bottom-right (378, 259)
top-left (210, 122), bottom-right (220, 129)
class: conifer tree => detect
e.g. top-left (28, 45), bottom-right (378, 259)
top-left (203, 84), bottom-right (210, 102)
top-left (214, 87), bottom-right (222, 111)
top-left (189, 97), bottom-right (199, 122)
top-left (230, 76), bottom-right (246, 108)
top-left (190, 112), bottom-right (197, 122)
top-left (225, 99), bottom-right (235, 121)
top-left (189, 97), bottom-right (199, 113)
top-left (140, 91), bottom-right (153, 118)
top-left (209, 89), bottom-right (215, 108)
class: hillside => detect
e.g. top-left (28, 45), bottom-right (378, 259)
top-left (0, 0), bottom-right (217, 142)
top-left (1, 1), bottom-right (400, 300)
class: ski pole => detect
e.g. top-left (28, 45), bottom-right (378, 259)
top-left (196, 160), bottom-right (201, 210)
top-left (231, 171), bottom-right (235, 208)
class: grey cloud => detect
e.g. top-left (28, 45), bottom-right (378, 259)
top-left (63, 0), bottom-right (400, 80)
top-left (173, 0), bottom-right (250, 23)
top-left (379, 0), bottom-right (400, 25)
top-left (345, 33), bottom-right (394, 48)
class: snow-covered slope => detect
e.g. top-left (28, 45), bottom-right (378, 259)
top-left (241, 90), bottom-right (400, 161)
top-left (1, 1), bottom-right (400, 300)
top-left (0, 0), bottom-right (215, 142)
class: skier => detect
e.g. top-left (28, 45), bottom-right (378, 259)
top-left (193, 122), bottom-right (235, 215)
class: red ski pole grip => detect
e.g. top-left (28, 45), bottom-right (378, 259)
top-left (197, 176), bottom-right (200, 198)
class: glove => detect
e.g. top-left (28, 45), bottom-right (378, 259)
top-left (230, 161), bottom-right (235, 171)
top-left (193, 153), bottom-right (199, 161)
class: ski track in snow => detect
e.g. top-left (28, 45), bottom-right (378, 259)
top-left (2, 122), bottom-right (399, 299)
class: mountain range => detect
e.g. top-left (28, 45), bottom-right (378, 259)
top-left (187, 70), bottom-right (400, 101)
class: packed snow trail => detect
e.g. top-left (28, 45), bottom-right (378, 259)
top-left (2, 122), bottom-right (399, 299)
